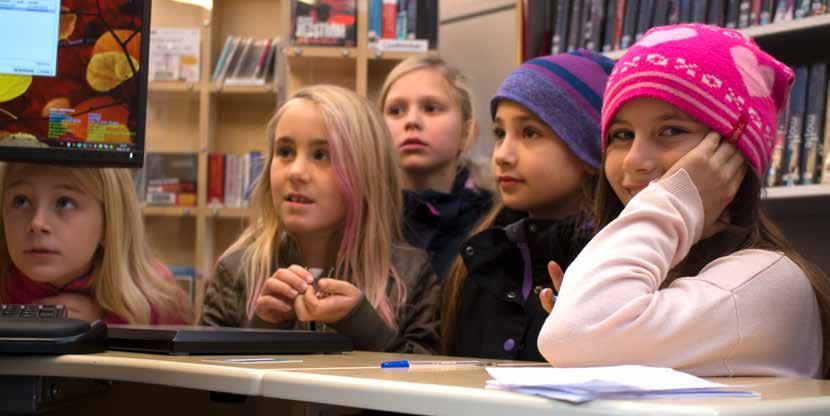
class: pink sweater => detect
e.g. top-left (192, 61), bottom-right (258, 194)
top-left (538, 170), bottom-right (822, 378)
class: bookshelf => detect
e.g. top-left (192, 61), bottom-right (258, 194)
top-left (144, 0), bottom-right (436, 318)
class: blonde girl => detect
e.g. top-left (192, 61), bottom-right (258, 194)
top-left (201, 85), bottom-right (439, 353)
top-left (0, 163), bottom-right (189, 324)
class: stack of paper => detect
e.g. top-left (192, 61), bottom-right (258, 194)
top-left (486, 365), bottom-right (758, 404)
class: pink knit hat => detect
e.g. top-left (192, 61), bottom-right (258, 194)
top-left (601, 24), bottom-right (794, 176)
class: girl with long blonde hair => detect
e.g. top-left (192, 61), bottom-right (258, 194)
top-left (201, 85), bottom-right (439, 353)
top-left (0, 163), bottom-right (189, 324)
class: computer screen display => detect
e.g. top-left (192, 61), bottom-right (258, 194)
top-left (0, 0), bottom-right (150, 167)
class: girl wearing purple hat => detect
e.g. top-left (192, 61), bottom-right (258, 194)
top-left (440, 50), bottom-right (614, 361)
top-left (539, 24), bottom-right (830, 378)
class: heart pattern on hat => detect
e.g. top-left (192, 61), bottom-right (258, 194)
top-left (730, 46), bottom-right (774, 98)
top-left (639, 27), bottom-right (698, 47)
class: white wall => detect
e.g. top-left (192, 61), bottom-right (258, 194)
top-left (438, 1), bottom-right (517, 181)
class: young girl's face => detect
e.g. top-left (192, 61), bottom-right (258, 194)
top-left (605, 97), bottom-right (710, 205)
top-left (491, 100), bottom-right (588, 219)
top-left (270, 99), bottom-right (347, 240)
top-left (3, 166), bottom-right (104, 287)
top-left (383, 68), bottom-right (465, 176)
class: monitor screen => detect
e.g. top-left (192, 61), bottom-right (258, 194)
top-left (0, 0), bottom-right (150, 167)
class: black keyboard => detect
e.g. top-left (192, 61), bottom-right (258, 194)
top-left (0, 304), bottom-right (106, 354)
top-left (1, 304), bottom-right (68, 319)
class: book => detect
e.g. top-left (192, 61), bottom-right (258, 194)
top-left (415, 0), bottom-right (438, 49)
top-left (795, 0), bottom-right (813, 17)
top-left (551, 0), bottom-right (572, 54)
top-left (708, 0), bottom-right (725, 26)
top-left (211, 36), bottom-right (235, 82)
top-left (292, 0), bottom-right (357, 47)
top-left (225, 38), bottom-right (261, 85)
top-left (692, 0), bottom-right (709, 22)
top-left (620, 0), bottom-right (640, 48)
top-left (751, 0), bottom-right (762, 24)
top-left (810, 0), bottom-right (828, 14)
top-left (782, 66), bottom-right (809, 186)
top-left (368, 0), bottom-right (382, 43)
top-left (821, 84), bottom-right (830, 183)
top-left (567, 0), bottom-right (585, 51)
top-left (584, 0), bottom-right (604, 51)
top-left (760, 0), bottom-right (775, 23)
top-left (525, 0), bottom-right (553, 58)
top-left (149, 28), bottom-right (201, 83)
top-left (773, 0), bottom-right (795, 22)
top-left (406, 0), bottom-right (418, 39)
top-left (801, 62), bottom-right (827, 184)
top-left (142, 153), bottom-right (198, 204)
top-left (653, 0), bottom-right (671, 27)
top-left (679, 0), bottom-right (693, 22)
top-left (767, 98), bottom-right (790, 187)
top-left (603, 0), bottom-right (619, 52)
top-left (208, 153), bottom-right (225, 205)
top-left (635, 0), bottom-right (654, 41)
top-left (382, 0), bottom-right (397, 39)
top-left (215, 37), bottom-right (242, 85)
top-left (667, 0), bottom-right (682, 23)
top-left (736, 0), bottom-right (751, 27)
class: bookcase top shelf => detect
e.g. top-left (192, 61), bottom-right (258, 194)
top-left (603, 14), bottom-right (830, 61)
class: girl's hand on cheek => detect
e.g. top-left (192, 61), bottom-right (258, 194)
top-left (294, 278), bottom-right (362, 324)
top-left (37, 294), bottom-right (103, 321)
top-left (661, 131), bottom-right (747, 230)
top-left (254, 265), bottom-right (312, 324)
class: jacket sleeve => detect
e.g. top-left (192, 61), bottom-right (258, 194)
top-left (199, 259), bottom-right (246, 327)
top-left (330, 258), bottom-right (440, 353)
top-left (537, 169), bottom-right (822, 377)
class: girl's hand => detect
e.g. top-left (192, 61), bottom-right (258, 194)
top-left (540, 261), bottom-right (564, 314)
top-left (661, 131), bottom-right (747, 231)
top-left (294, 278), bottom-right (362, 324)
top-left (37, 293), bottom-right (103, 321)
top-left (254, 265), bottom-right (313, 324)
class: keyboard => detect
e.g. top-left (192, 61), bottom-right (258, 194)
top-left (0, 304), bottom-right (107, 354)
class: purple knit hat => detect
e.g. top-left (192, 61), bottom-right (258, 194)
top-left (491, 50), bottom-right (614, 170)
top-left (602, 24), bottom-right (795, 176)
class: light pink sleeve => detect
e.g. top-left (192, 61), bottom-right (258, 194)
top-left (537, 170), bottom-right (822, 377)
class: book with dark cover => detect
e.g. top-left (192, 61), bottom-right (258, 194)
top-left (636, 0), bottom-right (655, 41)
top-left (525, 0), bottom-right (553, 59)
top-left (653, 0), bottom-right (670, 27)
top-left (603, 0), bottom-right (619, 51)
top-left (821, 83), bottom-right (830, 183)
top-left (415, 0), bottom-right (438, 49)
top-left (291, 0), bottom-right (357, 46)
top-left (568, 0), bottom-right (585, 51)
top-left (767, 97), bottom-right (790, 187)
top-left (794, 0), bottom-right (813, 17)
top-left (708, 0), bottom-right (725, 25)
top-left (620, 0), bottom-right (640, 48)
top-left (692, 0), bottom-right (709, 22)
top-left (773, 0), bottom-right (795, 22)
top-left (552, 0), bottom-right (572, 54)
top-left (800, 63), bottom-right (827, 184)
top-left (679, 0), bottom-right (693, 21)
top-left (735, 0), bottom-right (750, 27)
top-left (760, 0), bottom-right (774, 23)
top-left (587, 0), bottom-right (607, 51)
top-left (668, 0), bottom-right (682, 23)
top-left (782, 66), bottom-right (808, 186)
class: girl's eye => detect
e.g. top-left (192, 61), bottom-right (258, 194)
top-left (275, 146), bottom-right (294, 158)
top-left (424, 103), bottom-right (442, 113)
top-left (492, 126), bottom-right (506, 140)
top-left (11, 195), bottom-right (29, 208)
top-left (522, 126), bottom-right (541, 139)
top-left (385, 105), bottom-right (404, 117)
top-left (608, 129), bottom-right (635, 142)
top-left (56, 197), bottom-right (75, 210)
top-left (660, 126), bottom-right (689, 137)
top-left (312, 149), bottom-right (330, 161)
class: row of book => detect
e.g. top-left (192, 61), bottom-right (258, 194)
top-left (208, 151), bottom-right (264, 208)
top-left (134, 153), bottom-right (198, 207)
top-left (524, 0), bottom-right (830, 59)
top-left (767, 61), bottom-right (830, 187)
top-left (290, 0), bottom-right (437, 49)
top-left (211, 37), bottom-right (281, 86)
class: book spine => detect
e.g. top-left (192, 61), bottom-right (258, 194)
top-left (801, 63), bottom-right (827, 184)
top-left (760, 0), bottom-right (774, 23)
top-left (211, 36), bottom-right (234, 82)
top-left (615, 0), bottom-right (627, 48)
top-left (396, 0), bottom-right (408, 40)
top-left (208, 153), bottom-right (225, 205)
top-left (582, 0), bottom-right (596, 50)
top-left (382, 0), bottom-right (398, 39)
top-left (652, 0), bottom-right (670, 27)
top-left (224, 154), bottom-right (235, 207)
top-left (783, 66), bottom-right (809, 186)
top-left (734, 0), bottom-right (749, 27)
top-left (692, 0), bottom-right (709, 22)
top-left (252, 38), bottom-right (271, 80)
top-left (821, 80), bottom-right (830, 183)
top-left (774, 0), bottom-right (795, 22)
top-left (369, 0), bottom-right (383, 42)
top-left (407, 0), bottom-right (418, 39)
top-left (708, 0), bottom-right (725, 25)
top-left (795, 0), bottom-right (812, 17)
top-left (635, 0), bottom-right (654, 41)
top-left (811, 0), bottom-right (828, 14)
top-left (667, 0), bottom-right (682, 23)
top-left (603, 0), bottom-right (619, 52)
top-left (767, 99), bottom-right (790, 187)
top-left (751, 0), bottom-right (762, 24)
top-left (679, 0), bottom-right (693, 22)
top-left (567, 0), bottom-right (585, 51)
top-left (620, 0), bottom-right (639, 48)
top-left (552, 0), bottom-right (571, 54)
top-left (415, 0), bottom-right (437, 49)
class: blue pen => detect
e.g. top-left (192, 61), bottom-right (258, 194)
top-left (381, 360), bottom-right (487, 369)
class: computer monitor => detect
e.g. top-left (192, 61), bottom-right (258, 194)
top-left (0, 0), bottom-right (150, 167)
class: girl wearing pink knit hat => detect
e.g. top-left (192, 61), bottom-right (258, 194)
top-left (537, 24), bottom-right (830, 378)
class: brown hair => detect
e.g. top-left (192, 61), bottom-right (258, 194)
top-left (594, 162), bottom-right (830, 378)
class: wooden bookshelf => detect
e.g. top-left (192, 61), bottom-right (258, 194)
top-left (143, 0), bottom-right (436, 317)
top-left (765, 184), bottom-right (830, 200)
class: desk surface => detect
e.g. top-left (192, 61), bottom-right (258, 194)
top-left (3, 351), bottom-right (830, 416)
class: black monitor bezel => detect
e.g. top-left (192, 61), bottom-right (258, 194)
top-left (0, 0), bottom-right (152, 168)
